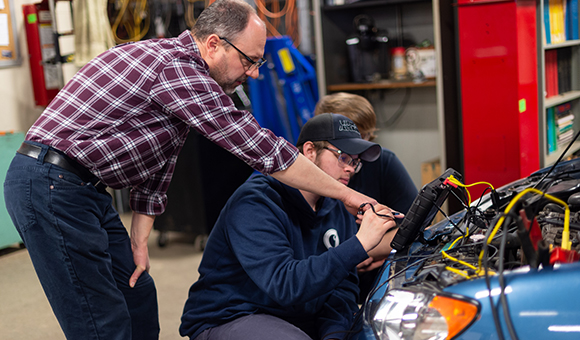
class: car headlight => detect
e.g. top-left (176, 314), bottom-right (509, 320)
top-left (366, 289), bottom-right (480, 340)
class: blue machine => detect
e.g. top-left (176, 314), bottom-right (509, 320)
top-left (247, 36), bottom-right (318, 144)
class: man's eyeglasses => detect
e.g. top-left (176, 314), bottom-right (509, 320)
top-left (219, 37), bottom-right (267, 72)
top-left (323, 147), bottom-right (363, 173)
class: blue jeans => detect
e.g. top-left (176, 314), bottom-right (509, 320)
top-left (4, 142), bottom-right (159, 339)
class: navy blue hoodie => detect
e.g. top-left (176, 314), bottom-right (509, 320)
top-left (180, 175), bottom-right (369, 339)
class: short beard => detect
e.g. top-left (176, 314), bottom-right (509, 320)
top-left (209, 57), bottom-right (242, 94)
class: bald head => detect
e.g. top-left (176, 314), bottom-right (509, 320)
top-left (192, 0), bottom-right (265, 42)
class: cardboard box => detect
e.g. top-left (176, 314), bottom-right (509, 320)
top-left (421, 158), bottom-right (441, 188)
top-left (420, 158), bottom-right (445, 224)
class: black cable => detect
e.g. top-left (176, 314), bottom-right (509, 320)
top-left (468, 187), bottom-right (493, 234)
top-left (462, 210), bottom-right (479, 244)
top-left (450, 189), bottom-right (470, 210)
top-left (435, 204), bottom-right (465, 237)
top-left (428, 186), bottom-right (470, 245)
top-left (539, 218), bottom-right (580, 230)
top-left (483, 213), bottom-right (506, 340)
top-left (498, 213), bottom-right (520, 340)
top-left (458, 186), bottom-right (472, 207)
top-left (358, 203), bottom-right (399, 234)
top-left (466, 210), bottom-right (483, 236)
top-left (533, 128), bottom-right (580, 190)
top-left (474, 187), bottom-right (493, 210)
top-left (439, 185), bottom-right (489, 245)
top-left (383, 88), bottom-right (411, 128)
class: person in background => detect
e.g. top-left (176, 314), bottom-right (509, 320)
top-left (314, 92), bottom-right (418, 293)
top-left (3, 2), bottom-right (381, 339)
top-left (315, 92), bottom-right (417, 219)
top-left (180, 113), bottom-right (396, 340)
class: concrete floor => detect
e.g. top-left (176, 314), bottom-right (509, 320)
top-left (0, 213), bottom-right (204, 340)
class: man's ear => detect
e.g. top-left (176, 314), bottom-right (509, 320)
top-left (204, 34), bottom-right (222, 62)
top-left (302, 141), bottom-right (317, 163)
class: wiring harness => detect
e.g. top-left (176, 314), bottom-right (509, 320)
top-left (344, 168), bottom-right (580, 340)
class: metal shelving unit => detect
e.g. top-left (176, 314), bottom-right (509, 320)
top-left (537, 1), bottom-right (580, 167)
top-left (312, 0), bottom-right (447, 188)
top-left (326, 79), bottom-right (436, 92)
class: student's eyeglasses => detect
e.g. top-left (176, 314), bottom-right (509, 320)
top-left (323, 147), bottom-right (363, 173)
top-left (219, 37), bottom-right (267, 72)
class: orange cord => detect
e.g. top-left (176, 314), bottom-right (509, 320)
top-left (254, 0), bottom-right (301, 47)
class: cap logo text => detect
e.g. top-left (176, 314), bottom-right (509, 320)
top-left (338, 120), bottom-right (359, 134)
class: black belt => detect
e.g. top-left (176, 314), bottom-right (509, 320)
top-left (17, 142), bottom-right (108, 193)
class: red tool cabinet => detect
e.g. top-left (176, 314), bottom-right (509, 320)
top-left (457, 0), bottom-right (539, 188)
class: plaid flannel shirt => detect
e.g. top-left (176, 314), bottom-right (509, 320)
top-left (27, 30), bottom-right (298, 215)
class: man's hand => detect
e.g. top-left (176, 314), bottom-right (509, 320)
top-left (356, 257), bottom-right (386, 273)
top-left (130, 241), bottom-right (150, 288)
top-left (355, 205), bottom-right (398, 253)
top-left (128, 212), bottom-right (155, 288)
top-left (343, 190), bottom-right (377, 217)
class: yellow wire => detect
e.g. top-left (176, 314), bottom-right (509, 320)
top-left (446, 175), bottom-right (495, 206)
top-left (445, 266), bottom-right (471, 279)
top-left (442, 250), bottom-right (478, 271)
top-left (448, 236), bottom-right (465, 250)
top-left (447, 175), bottom-right (495, 191)
top-left (455, 226), bottom-right (470, 243)
top-left (477, 187), bottom-right (571, 270)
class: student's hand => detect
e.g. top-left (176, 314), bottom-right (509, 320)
top-left (357, 257), bottom-right (386, 273)
top-left (366, 203), bottom-right (404, 219)
top-left (356, 203), bottom-right (404, 225)
top-left (355, 205), bottom-right (398, 253)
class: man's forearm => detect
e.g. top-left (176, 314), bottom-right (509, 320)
top-left (272, 153), bottom-right (355, 201)
top-left (130, 211), bottom-right (156, 247)
top-left (271, 153), bottom-right (377, 214)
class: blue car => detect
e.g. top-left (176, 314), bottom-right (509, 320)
top-left (350, 159), bottom-right (580, 340)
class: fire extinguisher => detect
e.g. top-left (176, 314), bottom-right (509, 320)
top-left (23, 0), bottom-right (60, 107)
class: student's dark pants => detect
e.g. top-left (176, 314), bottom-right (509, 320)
top-left (194, 314), bottom-right (312, 340)
top-left (4, 142), bottom-right (159, 339)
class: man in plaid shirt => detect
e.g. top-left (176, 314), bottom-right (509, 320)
top-left (4, 0), bottom-right (381, 339)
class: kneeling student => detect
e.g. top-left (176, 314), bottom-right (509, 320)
top-left (180, 113), bottom-right (398, 340)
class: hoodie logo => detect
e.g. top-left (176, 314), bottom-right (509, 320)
top-left (323, 229), bottom-right (340, 249)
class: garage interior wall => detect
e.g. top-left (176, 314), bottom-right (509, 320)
top-left (0, 0), bottom-right (78, 133)
top-left (1, 0), bottom-right (436, 189)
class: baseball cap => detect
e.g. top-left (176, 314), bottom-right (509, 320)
top-left (296, 113), bottom-right (381, 162)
